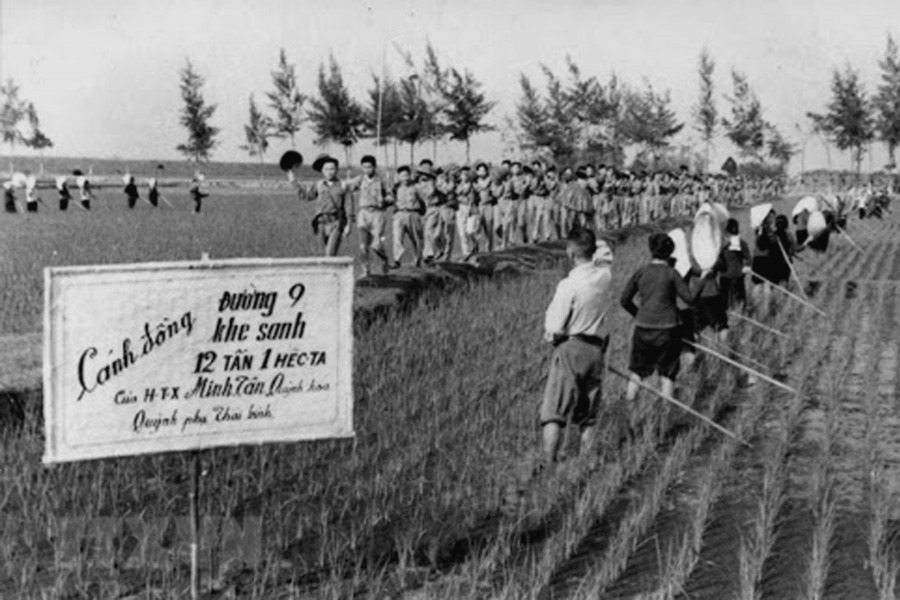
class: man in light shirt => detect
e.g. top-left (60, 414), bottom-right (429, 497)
top-left (539, 228), bottom-right (613, 465)
top-left (346, 155), bottom-right (393, 275)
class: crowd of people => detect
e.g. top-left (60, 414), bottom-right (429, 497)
top-left (536, 183), bottom-right (892, 466)
top-left (280, 151), bottom-right (792, 276)
top-left (2, 169), bottom-right (209, 214)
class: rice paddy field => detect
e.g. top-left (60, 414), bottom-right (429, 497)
top-left (2, 183), bottom-right (900, 598)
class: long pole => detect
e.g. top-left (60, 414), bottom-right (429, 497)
top-left (684, 339), bottom-right (798, 395)
top-left (377, 45), bottom-right (387, 167)
top-left (834, 224), bottom-right (864, 253)
top-left (728, 310), bottom-right (791, 339)
top-left (776, 238), bottom-right (809, 300)
top-left (749, 270), bottom-right (827, 316)
top-left (606, 365), bottom-right (748, 446)
top-left (189, 451), bottom-right (200, 599)
top-left (699, 333), bottom-right (770, 372)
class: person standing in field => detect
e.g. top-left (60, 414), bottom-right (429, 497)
top-left (539, 228), bottom-right (613, 465)
top-left (720, 218), bottom-right (751, 310)
top-left (56, 176), bottom-right (72, 211)
top-left (391, 165), bottom-right (424, 268)
top-left (455, 165), bottom-right (479, 259)
top-left (620, 233), bottom-right (706, 433)
top-left (124, 174), bottom-right (140, 209)
top-left (436, 166), bottom-right (458, 261)
top-left (24, 173), bottom-right (39, 213)
top-left (474, 162), bottom-right (495, 252)
top-left (189, 171), bottom-right (208, 214)
top-left (74, 170), bottom-right (92, 210)
top-left (417, 160), bottom-right (446, 264)
top-left (3, 181), bottom-right (16, 213)
top-left (304, 155), bottom-right (352, 257)
top-left (346, 155), bottom-right (393, 276)
top-left (147, 177), bottom-right (160, 207)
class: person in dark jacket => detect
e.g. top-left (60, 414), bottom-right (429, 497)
top-left (620, 233), bottom-right (708, 418)
top-left (720, 218), bottom-right (751, 310)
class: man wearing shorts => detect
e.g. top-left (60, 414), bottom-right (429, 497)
top-left (539, 228), bottom-right (613, 464)
top-left (620, 233), bottom-right (706, 422)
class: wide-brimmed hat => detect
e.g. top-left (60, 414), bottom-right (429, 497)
top-left (312, 154), bottom-right (338, 172)
top-left (280, 150), bottom-right (304, 171)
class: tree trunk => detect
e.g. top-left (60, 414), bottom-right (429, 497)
top-left (393, 141), bottom-right (398, 170)
top-left (409, 142), bottom-right (415, 166)
top-left (432, 139), bottom-right (437, 162)
top-left (465, 138), bottom-right (471, 165)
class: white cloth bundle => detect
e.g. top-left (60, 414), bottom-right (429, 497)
top-left (691, 213), bottom-right (722, 271)
top-left (668, 228), bottom-right (692, 277)
top-left (808, 210), bottom-right (827, 240)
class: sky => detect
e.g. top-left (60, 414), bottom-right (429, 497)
top-left (2, 0), bottom-right (900, 173)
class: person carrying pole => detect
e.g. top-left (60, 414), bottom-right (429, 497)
top-left (539, 228), bottom-right (613, 465)
top-left (620, 233), bottom-right (708, 437)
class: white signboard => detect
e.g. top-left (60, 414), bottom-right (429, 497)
top-left (43, 258), bottom-right (354, 463)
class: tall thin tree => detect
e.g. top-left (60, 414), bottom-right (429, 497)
top-left (808, 65), bottom-right (875, 173)
top-left (307, 54), bottom-right (365, 168)
top-left (722, 70), bottom-right (766, 161)
top-left (240, 94), bottom-right (273, 164)
top-left (25, 102), bottom-right (53, 174)
top-left (875, 35), bottom-right (900, 168)
top-left (267, 48), bottom-right (306, 148)
top-left (0, 79), bottom-right (29, 171)
top-left (176, 59), bottom-right (219, 163)
top-left (692, 48), bottom-right (718, 171)
top-left (442, 68), bottom-right (495, 163)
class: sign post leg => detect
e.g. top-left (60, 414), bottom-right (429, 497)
top-left (190, 450), bottom-right (201, 600)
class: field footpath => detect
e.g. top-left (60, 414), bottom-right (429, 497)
top-left (0, 220), bottom-right (679, 401)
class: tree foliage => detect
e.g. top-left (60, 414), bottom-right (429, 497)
top-left (176, 60), bottom-right (219, 162)
top-left (807, 65), bottom-right (875, 172)
top-left (267, 48), bottom-right (306, 148)
top-left (442, 68), bottom-right (495, 162)
top-left (765, 123), bottom-right (795, 167)
top-left (722, 70), bottom-right (766, 160)
top-left (240, 94), bottom-right (273, 162)
top-left (875, 35), bottom-right (900, 167)
top-left (692, 48), bottom-right (717, 169)
top-left (307, 54), bottom-right (365, 155)
top-left (1, 80), bottom-right (31, 168)
top-left (362, 75), bottom-right (405, 147)
top-left (621, 83), bottom-right (684, 152)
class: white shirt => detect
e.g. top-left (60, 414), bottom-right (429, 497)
top-left (544, 261), bottom-right (612, 342)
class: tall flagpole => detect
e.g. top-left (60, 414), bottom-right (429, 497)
top-left (377, 44), bottom-right (386, 168)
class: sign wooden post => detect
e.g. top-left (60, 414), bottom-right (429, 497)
top-left (43, 256), bottom-right (355, 595)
